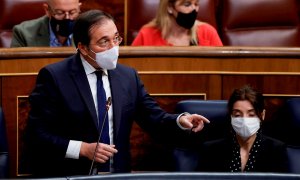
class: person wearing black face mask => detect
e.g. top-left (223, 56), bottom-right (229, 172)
top-left (49, 16), bottom-right (75, 38)
top-left (132, 0), bottom-right (223, 46)
top-left (175, 9), bottom-right (198, 29)
top-left (11, 0), bottom-right (81, 47)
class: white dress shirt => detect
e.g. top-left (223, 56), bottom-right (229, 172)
top-left (65, 55), bottom-right (114, 159)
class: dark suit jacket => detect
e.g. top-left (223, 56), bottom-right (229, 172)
top-left (11, 16), bottom-right (50, 47)
top-left (24, 53), bottom-right (180, 177)
top-left (197, 134), bottom-right (288, 173)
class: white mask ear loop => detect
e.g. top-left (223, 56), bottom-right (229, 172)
top-left (77, 44), bottom-right (93, 58)
top-left (84, 47), bottom-right (97, 62)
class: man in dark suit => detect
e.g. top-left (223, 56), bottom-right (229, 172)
top-left (24, 9), bottom-right (210, 177)
top-left (11, 0), bottom-right (81, 47)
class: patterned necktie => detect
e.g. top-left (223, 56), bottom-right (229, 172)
top-left (95, 70), bottom-right (110, 172)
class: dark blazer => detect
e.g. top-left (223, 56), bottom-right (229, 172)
top-left (24, 53), bottom-right (180, 177)
top-left (11, 16), bottom-right (50, 47)
top-left (197, 134), bottom-right (288, 173)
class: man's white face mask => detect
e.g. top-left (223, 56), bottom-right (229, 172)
top-left (90, 46), bottom-right (119, 70)
top-left (231, 117), bottom-right (260, 140)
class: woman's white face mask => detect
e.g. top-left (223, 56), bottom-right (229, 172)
top-left (231, 117), bottom-right (260, 140)
top-left (89, 46), bottom-right (119, 70)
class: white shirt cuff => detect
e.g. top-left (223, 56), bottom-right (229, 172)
top-left (65, 140), bottom-right (82, 159)
top-left (176, 112), bottom-right (191, 130)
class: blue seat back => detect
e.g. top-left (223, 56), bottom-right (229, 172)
top-left (173, 100), bottom-right (229, 171)
top-left (0, 107), bottom-right (8, 178)
top-left (287, 146), bottom-right (300, 174)
top-left (285, 98), bottom-right (300, 146)
top-left (284, 98), bottom-right (300, 173)
top-left (175, 100), bottom-right (230, 142)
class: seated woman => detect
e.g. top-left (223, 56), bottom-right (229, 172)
top-left (131, 0), bottom-right (223, 46)
top-left (198, 85), bottom-right (288, 172)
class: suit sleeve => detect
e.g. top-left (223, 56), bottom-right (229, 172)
top-left (131, 68), bottom-right (182, 142)
top-left (26, 67), bottom-right (70, 159)
top-left (11, 25), bottom-right (27, 47)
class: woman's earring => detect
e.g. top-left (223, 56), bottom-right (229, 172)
top-left (168, 9), bottom-right (172, 14)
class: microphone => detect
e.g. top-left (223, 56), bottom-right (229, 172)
top-left (89, 97), bottom-right (112, 175)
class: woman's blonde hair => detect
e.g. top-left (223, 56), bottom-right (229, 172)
top-left (146, 0), bottom-right (199, 45)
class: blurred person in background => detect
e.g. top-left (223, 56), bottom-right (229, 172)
top-left (11, 0), bottom-right (81, 47)
top-left (131, 0), bottom-right (222, 46)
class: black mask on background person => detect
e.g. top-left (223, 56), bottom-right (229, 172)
top-left (50, 17), bottom-right (75, 37)
top-left (175, 9), bottom-right (198, 29)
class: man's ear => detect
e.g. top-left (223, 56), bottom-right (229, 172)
top-left (261, 109), bottom-right (266, 121)
top-left (43, 3), bottom-right (51, 18)
top-left (77, 42), bottom-right (89, 55)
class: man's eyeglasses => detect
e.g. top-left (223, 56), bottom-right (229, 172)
top-left (91, 36), bottom-right (123, 49)
top-left (48, 5), bottom-right (80, 20)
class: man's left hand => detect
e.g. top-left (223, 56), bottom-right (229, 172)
top-left (179, 114), bottom-right (210, 132)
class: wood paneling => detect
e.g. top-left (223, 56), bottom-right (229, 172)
top-left (1, 46), bottom-right (300, 177)
top-left (2, 76), bottom-right (36, 177)
top-left (80, 0), bottom-right (125, 41)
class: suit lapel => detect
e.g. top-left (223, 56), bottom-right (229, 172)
top-left (69, 54), bottom-right (99, 128)
top-left (108, 69), bottom-right (125, 139)
top-left (36, 16), bottom-right (50, 46)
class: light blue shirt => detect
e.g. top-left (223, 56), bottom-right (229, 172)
top-left (49, 22), bottom-right (73, 47)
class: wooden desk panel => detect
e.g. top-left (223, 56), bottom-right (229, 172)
top-left (1, 75), bottom-right (36, 177)
top-left (1, 46), bottom-right (300, 177)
